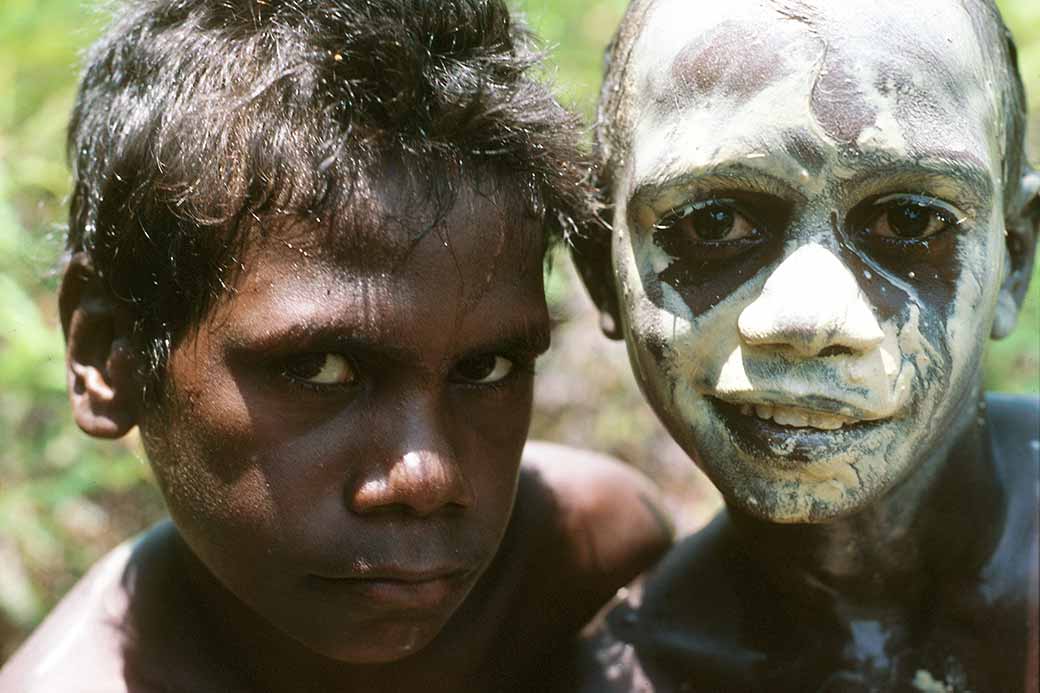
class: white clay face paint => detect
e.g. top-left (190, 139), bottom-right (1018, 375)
top-left (609, 0), bottom-right (1011, 522)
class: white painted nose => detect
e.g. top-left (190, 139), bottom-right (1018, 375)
top-left (738, 244), bottom-right (884, 357)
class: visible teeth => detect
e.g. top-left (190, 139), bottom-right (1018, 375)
top-left (740, 402), bottom-right (852, 430)
top-left (808, 412), bottom-right (847, 430)
top-left (773, 407), bottom-right (809, 427)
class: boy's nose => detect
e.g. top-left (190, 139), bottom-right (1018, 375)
top-left (738, 243), bottom-right (884, 357)
top-left (348, 405), bottom-right (474, 517)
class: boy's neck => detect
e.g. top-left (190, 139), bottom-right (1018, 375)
top-left (726, 387), bottom-right (1005, 611)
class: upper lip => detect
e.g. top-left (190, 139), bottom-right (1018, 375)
top-left (711, 393), bottom-right (889, 422)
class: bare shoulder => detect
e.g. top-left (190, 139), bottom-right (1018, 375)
top-left (985, 392), bottom-right (1040, 460)
top-left (984, 393), bottom-right (1039, 578)
top-left (986, 393), bottom-right (1040, 542)
top-left (475, 444), bottom-right (672, 689)
top-left (520, 441), bottom-right (673, 588)
top-left (0, 534), bottom-right (137, 693)
top-left (0, 521), bottom-right (232, 693)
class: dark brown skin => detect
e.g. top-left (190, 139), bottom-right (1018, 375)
top-left (0, 448), bottom-right (668, 693)
top-left (565, 1), bottom-right (1040, 690)
top-left (561, 395), bottom-right (1038, 692)
top-left (0, 174), bottom-right (672, 692)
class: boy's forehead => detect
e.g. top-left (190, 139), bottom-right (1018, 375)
top-left (250, 170), bottom-right (539, 277)
top-left (620, 0), bottom-right (1001, 163)
top-left (204, 175), bottom-right (545, 348)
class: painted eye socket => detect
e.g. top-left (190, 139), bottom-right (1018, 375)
top-left (860, 194), bottom-right (962, 240)
top-left (453, 354), bottom-right (514, 385)
top-left (655, 199), bottom-right (761, 242)
top-left (281, 353), bottom-right (357, 386)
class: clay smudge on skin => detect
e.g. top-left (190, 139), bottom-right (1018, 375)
top-left (668, 19), bottom-right (788, 106)
top-left (619, 228), bottom-right (931, 521)
top-left (943, 201), bottom-right (1009, 394)
top-left (607, 0), bottom-right (1015, 524)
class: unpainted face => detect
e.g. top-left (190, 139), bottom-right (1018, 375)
top-left (138, 174), bottom-right (549, 662)
top-left (604, 0), bottom-right (1023, 522)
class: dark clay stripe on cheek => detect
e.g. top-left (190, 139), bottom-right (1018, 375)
top-left (656, 235), bottom-right (784, 318)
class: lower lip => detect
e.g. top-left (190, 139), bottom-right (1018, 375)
top-left (711, 398), bottom-right (881, 464)
top-left (308, 573), bottom-right (469, 610)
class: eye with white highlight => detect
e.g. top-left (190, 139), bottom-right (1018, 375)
top-left (452, 354), bottom-right (515, 385)
top-left (655, 199), bottom-right (762, 242)
top-left (857, 193), bottom-right (963, 241)
top-left (281, 353), bottom-right (357, 387)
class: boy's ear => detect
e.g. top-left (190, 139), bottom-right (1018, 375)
top-left (570, 210), bottom-right (623, 340)
top-left (992, 169), bottom-right (1040, 340)
top-left (59, 253), bottom-right (140, 438)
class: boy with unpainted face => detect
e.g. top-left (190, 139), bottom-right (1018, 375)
top-left (0, 1), bottom-right (672, 690)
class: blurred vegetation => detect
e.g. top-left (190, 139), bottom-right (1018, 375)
top-left (0, 0), bottom-right (1037, 660)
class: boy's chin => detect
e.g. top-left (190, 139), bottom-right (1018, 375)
top-left (718, 480), bottom-right (878, 524)
top-left (292, 617), bottom-right (448, 664)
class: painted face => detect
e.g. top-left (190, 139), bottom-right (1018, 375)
top-left (608, 0), bottom-right (1015, 522)
top-left (138, 174), bottom-right (549, 662)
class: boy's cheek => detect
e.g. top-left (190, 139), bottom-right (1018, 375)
top-left (451, 381), bottom-right (534, 442)
top-left (139, 360), bottom-right (277, 532)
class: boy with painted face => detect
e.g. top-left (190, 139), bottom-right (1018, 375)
top-left (0, 1), bottom-right (674, 691)
top-left (569, 0), bottom-right (1040, 690)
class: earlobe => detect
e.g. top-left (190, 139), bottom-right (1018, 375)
top-left (992, 169), bottom-right (1039, 341)
top-left (990, 290), bottom-right (1019, 340)
top-left (60, 253), bottom-right (140, 438)
top-left (569, 215), bottom-right (624, 341)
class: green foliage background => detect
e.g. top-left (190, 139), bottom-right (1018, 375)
top-left (0, 0), bottom-right (1037, 659)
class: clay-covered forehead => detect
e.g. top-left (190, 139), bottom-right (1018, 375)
top-left (618, 0), bottom-right (1003, 187)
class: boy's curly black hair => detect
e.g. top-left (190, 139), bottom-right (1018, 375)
top-left (67, 0), bottom-right (594, 394)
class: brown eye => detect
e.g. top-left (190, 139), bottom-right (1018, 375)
top-left (863, 195), bottom-right (961, 240)
top-left (453, 354), bottom-right (514, 384)
top-left (657, 199), bottom-right (760, 242)
top-left (282, 353), bottom-right (356, 386)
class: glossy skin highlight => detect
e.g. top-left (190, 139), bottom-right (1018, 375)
top-left (568, 0), bottom-right (1039, 690)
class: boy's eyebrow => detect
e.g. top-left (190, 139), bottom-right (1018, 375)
top-left (628, 148), bottom-right (994, 210)
top-left (223, 319), bottom-right (426, 364)
top-left (465, 323), bottom-right (553, 359)
top-left (842, 150), bottom-right (994, 200)
top-left (222, 314), bottom-right (552, 361)
top-left (628, 162), bottom-right (806, 210)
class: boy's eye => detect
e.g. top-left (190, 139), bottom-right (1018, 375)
top-left (282, 353), bottom-right (357, 386)
top-left (656, 199), bottom-right (762, 242)
top-left (857, 194), bottom-right (962, 240)
top-left (452, 354), bottom-right (514, 385)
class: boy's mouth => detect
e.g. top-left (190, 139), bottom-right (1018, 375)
top-left (730, 401), bottom-right (857, 430)
top-left (309, 568), bottom-right (473, 609)
top-left (709, 393), bottom-right (889, 430)
top-left (709, 397), bottom-right (889, 463)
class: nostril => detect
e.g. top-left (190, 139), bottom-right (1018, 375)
top-left (348, 448), bottom-right (474, 517)
top-left (818, 345), bottom-right (854, 357)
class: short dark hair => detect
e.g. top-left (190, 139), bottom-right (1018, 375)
top-left (68, 0), bottom-right (593, 394)
top-left (594, 0), bottom-right (1032, 214)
